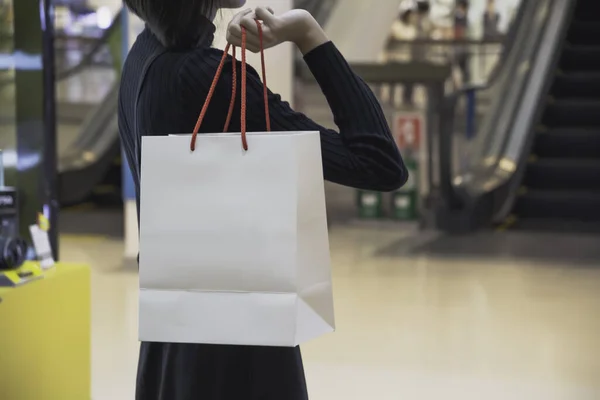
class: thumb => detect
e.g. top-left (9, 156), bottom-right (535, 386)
top-left (255, 6), bottom-right (276, 24)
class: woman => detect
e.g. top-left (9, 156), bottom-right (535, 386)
top-left (453, 0), bottom-right (471, 83)
top-left (119, 0), bottom-right (407, 399)
top-left (482, 0), bottom-right (501, 40)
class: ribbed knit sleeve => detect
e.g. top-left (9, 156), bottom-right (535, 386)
top-left (180, 41), bottom-right (408, 192)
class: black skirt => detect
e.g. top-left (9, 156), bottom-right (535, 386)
top-left (135, 342), bottom-right (309, 400)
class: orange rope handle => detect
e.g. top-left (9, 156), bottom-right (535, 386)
top-left (241, 27), bottom-right (248, 151)
top-left (223, 46), bottom-right (237, 132)
top-left (190, 20), bottom-right (270, 152)
top-left (190, 43), bottom-right (231, 151)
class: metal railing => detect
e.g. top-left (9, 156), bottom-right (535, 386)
top-left (385, 37), bottom-right (504, 87)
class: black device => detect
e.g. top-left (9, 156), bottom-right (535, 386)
top-left (0, 187), bottom-right (18, 237)
top-left (0, 187), bottom-right (27, 270)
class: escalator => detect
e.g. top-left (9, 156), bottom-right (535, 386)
top-left (55, 11), bottom-right (122, 206)
top-left (58, 81), bottom-right (120, 206)
top-left (514, 0), bottom-right (600, 230)
top-left (434, 0), bottom-right (594, 233)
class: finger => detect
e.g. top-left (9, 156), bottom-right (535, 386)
top-left (259, 27), bottom-right (276, 48)
top-left (226, 33), bottom-right (242, 47)
top-left (228, 36), bottom-right (260, 53)
top-left (228, 31), bottom-right (261, 50)
top-left (240, 14), bottom-right (259, 35)
top-left (255, 6), bottom-right (276, 24)
top-left (228, 23), bottom-right (242, 39)
top-left (245, 44), bottom-right (261, 53)
top-left (245, 33), bottom-right (262, 49)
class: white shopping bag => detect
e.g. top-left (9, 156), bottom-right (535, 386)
top-left (138, 26), bottom-right (334, 347)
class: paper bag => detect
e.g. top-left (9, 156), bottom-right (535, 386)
top-left (138, 23), bottom-right (334, 347)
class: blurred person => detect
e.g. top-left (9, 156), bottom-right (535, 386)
top-left (119, 0), bottom-right (408, 399)
top-left (388, 0), bottom-right (433, 106)
top-left (391, 6), bottom-right (418, 43)
top-left (390, 5), bottom-right (418, 105)
top-left (454, 0), bottom-right (471, 83)
top-left (482, 0), bottom-right (500, 40)
top-left (411, 0), bottom-right (434, 102)
top-left (415, 0), bottom-right (434, 42)
top-left (482, 0), bottom-right (501, 79)
top-left (453, 0), bottom-right (469, 38)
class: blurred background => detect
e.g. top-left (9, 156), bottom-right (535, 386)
top-left (1, 0), bottom-right (600, 399)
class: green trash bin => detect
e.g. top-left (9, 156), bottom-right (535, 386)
top-left (391, 158), bottom-right (418, 220)
top-left (357, 190), bottom-right (383, 219)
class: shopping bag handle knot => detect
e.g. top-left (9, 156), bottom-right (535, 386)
top-left (190, 19), bottom-right (271, 152)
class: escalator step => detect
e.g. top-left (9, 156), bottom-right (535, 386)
top-left (92, 184), bottom-right (119, 195)
top-left (573, 1), bottom-right (600, 22)
top-left (551, 73), bottom-right (600, 98)
top-left (534, 128), bottom-right (600, 158)
top-left (560, 46), bottom-right (600, 72)
top-left (523, 158), bottom-right (600, 191)
top-left (542, 100), bottom-right (600, 127)
top-left (514, 190), bottom-right (600, 221)
top-left (568, 21), bottom-right (600, 46)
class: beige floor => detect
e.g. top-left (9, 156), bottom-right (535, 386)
top-left (60, 226), bottom-right (600, 400)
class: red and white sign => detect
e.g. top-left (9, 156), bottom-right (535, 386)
top-left (393, 112), bottom-right (423, 152)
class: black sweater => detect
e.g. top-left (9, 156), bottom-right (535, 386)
top-left (119, 29), bottom-right (407, 209)
top-left (118, 24), bottom-right (406, 400)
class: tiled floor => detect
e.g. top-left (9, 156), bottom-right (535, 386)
top-left (60, 224), bottom-right (600, 400)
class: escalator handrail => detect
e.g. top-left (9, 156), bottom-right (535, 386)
top-left (436, 0), bottom-right (533, 209)
top-left (55, 9), bottom-right (122, 81)
top-left (492, 0), bottom-right (578, 221)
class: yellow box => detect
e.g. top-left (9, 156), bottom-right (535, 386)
top-left (0, 262), bottom-right (91, 400)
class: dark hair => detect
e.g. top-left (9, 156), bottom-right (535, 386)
top-left (124, 0), bottom-right (217, 48)
top-left (416, 1), bottom-right (430, 13)
top-left (456, 0), bottom-right (469, 9)
top-left (400, 9), bottom-right (414, 25)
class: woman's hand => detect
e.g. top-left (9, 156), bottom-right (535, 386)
top-left (227, 7), bottom-right (329, 55)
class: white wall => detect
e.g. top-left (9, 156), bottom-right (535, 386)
top-left (325, 0), bottom-right (401, 63)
